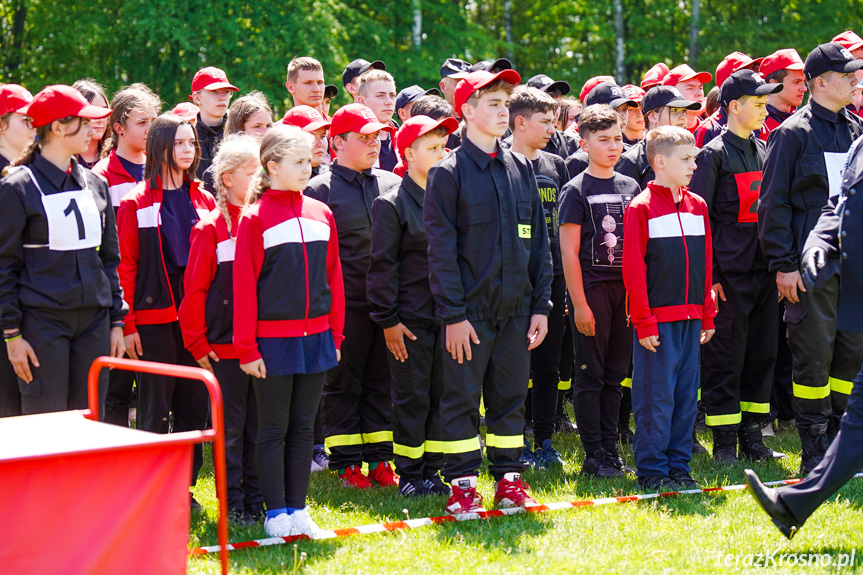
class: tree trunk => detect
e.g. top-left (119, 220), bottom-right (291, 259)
top-left (504, 0), bottom-right (514, 63)
top-left (689, 0), bottom-right (701, 67)
top-left (412, 0), bottom-right (422, 48)
top-left (613, 0), bottom-right (625, 82)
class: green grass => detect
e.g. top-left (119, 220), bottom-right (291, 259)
top-left (187, 416), bottom-right (863, 574)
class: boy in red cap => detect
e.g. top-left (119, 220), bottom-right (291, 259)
top-left (190, 66), bottom-right (239, 179)
top-left (367, 115), bottom-right (458, 498)
top-left (285, 57), bottom-right (326, 111)
top-left (833, 31), bottom-right (863, 59)
top-left (357, 69), bottom-right (399, 171)
top-left (641, 63), bottom-right (670, 90)
top-left (281, 105), bottom-right (331, 177)
top-left (305, 103), bottom-right (402, 489)
top-left (758, 49), bottom-right (807, 139)
top-left (694, 52), bottom-right (763, 147)
top-left (662, 64), bottom-right (712, 132)
top-left (424, 70), bottom-right (553, 514)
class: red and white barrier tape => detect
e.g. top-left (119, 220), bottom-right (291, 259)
top-left (190, 473), bottom-right (862, 556)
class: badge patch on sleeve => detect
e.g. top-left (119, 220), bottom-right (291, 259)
top-left (518, 224), bottom-right (531, 238)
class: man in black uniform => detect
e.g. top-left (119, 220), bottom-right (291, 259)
top-left (758, 43), bottom-right (863, 474)
top-left (305, 103), bottom-right (402, 488)
top-left (746, 132), bottom-right (863, 539)
top-left (690, 70), bottom-right (786, 464)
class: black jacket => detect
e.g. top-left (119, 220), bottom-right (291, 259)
top-left (691, 129), bottom-right (766, 276)
top-left (616, 139), bottom-right (654, 190)
top-left (0, 153), bottom-right (126, 330)
top-left (424, 136), bottom-right (553, 324)
top-left (759, 100), bottom-right (863, 274)
top-left (367, 175), bottom-right (436, 329)
top-left (306, 162), bottom-right (401, 311)
top-left (195, 114), bottom-right (227, 180)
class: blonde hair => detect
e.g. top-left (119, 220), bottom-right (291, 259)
top-left (212, 133), bottom-right (260, 233)
top-left (357, 69), bottom-right (395, 98)
top-left (246, 124), bottom-right (314, 207)
top-left (645, 125), bottom-right (696, 169)
top-left (225, 91), bottom-right (273, 137)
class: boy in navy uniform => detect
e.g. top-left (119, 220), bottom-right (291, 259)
top-left (425, 70), bottom-right (553, 514)
top-left (368, 115), bottom-right (458, 498)
top-left (305, 104), bottom-right (402, 488)
top-left (690, 70), bottom-right (786, 464)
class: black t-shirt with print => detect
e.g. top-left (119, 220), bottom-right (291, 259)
top-left (529, 151), bottom-right (569, 275)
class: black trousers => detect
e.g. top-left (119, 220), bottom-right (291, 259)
top-left (779, 361), bottom-right (863, 524)
top-left (322, 307), bottom-right (392, 469)
top-left (19, 306), bottom-right (109, 415)
top-left (771, 303), bottom-right (794, 421)
top-left (102, 368), bottom-right (135, 426)
top-left (389, 325), bottom-right (444, 479)
top-left (571, 281), bottom-right (632, 454)
top-left (530, 274), bottom-right (566, 446)
top-left (785, 274), bottom-right (863, 427)
top-left (136, 322), bottom-right (209, 484)
top-left (212, 358), bottom-right (262, 513)
top-left (0, 350), bottom-right (20, 418)
top-left (440, 316), bottom-right (530, 482)
top-left (255, 371), bottom-right (326, 510)
top-left (702, 269), bottom-right (778, 431)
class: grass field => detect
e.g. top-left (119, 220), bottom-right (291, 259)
top-left (187, 416), bottom-right (863, 574)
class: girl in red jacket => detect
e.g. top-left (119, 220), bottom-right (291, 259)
top-left (117, 113), bottom-right (216, 506)
top-left (178, 133), bottom-right (263, 523)
top-left (233, 124), bottom-right (344, 538)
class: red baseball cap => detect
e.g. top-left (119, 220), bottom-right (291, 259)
top-left (330, 103), bottom-right (394, 136)
top-left (17, 85), bottom-right (111, 128)
top-left (760, 48), bottom-right (805, 77)
top-left (622, 84), bottom-right (646, 103)
top-left (281, 105), bottom-right (331, 132)
top-left (641, 63), bottom-right (670, 89)
top-left (833, 30), bottom-right (863, 53)
top-left (170, 102), bottom-right (200, 122)
top-left (190, 67), bottom-right (239, 95)
top-left (0, 84), bottom-right (33, 116)
top-left (453, 70), bottom-right (521, 119)
top-left (579, 75), bottom-right (615, 103)
top-left (715, 52), bottom-right (764, 88)
top-left (662, 64), bottom-right (713, 87)
top-left (396, 116), bottom-right (458, 160)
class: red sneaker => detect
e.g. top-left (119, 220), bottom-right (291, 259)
top-left (494, 472), bottom-right (538, 509)
top-left (368, 461), bottom-right (400, 486)
top-left (445, 476), bottom-right (484, 515)
top-left (339, 465), bottom-right (372, 489)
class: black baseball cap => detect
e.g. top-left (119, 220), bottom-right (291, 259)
top-left (720, 69), bottom-right (783, 107)
top-left (469, 58), bottom-right (513, 73)
top-left (440, 58), bottom-right (472, 80)
top-left (641, 86), bottom-right (701, 113)
top-left (584, 81), bottom-right (638, 108)
top-left (342, 59), bottom-right (386, 87)
top-left (803, 43), bottom-right (863, 81)
top-left (396, 85), bottom-right (442, 114)
top-left (527, 74), bottom-right (571, 96)
top-left (324, 84), bottom-right (338, 100)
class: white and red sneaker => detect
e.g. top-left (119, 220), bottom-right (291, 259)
top-left (445, 476), bottom-right (484, 515)
top-left (494, 472), bottom-right (538, 509)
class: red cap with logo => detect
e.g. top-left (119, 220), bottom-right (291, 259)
top-left (0, 84), bottom-right (33, 116)
top-left (833, 31), bottom-right (863, 53)
top-left (760, 49), bottom-right (805, 77)
top-left (641, 63), bottom-right (670, 89)
top-left (395, 116), bottom-right (458, 160)
top-left (17, 85), bottom-right (111, 128)
top-left (190, 67), bottom-right (239, 96)
top-left (281, 105), bottom-right (331, 132)
top-left (622, 84), bottom-right (646, 103)
top-left (579, 75), bottom-right (616, 103)
top-left (170, 102), bottom-right (200, 122)
top-left (715, 52), bottom-right (764, 88)
top-left (453, 70), bottom-right (521, 119)
top-left (662, 64), bottom-right (713, 87)
top-left (330, 103), bottom-right (394, 135)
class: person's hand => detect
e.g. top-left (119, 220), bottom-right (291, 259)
top-left (712, 283), bottom-right (726, 313)
top-left (776, 270), bottom-right (806, 304)
top-left (384, 323), bottom-right (417, 363)
top-left (124, 332), bottom-right (143, 360)
top-left (109, 327), bottom-right (126, 358)
top-left (639, 335), bottom-right (660, 353)
top-left (7, 336), bottom-right (39, 383)
top-left (196, 350), bottom-right (220, 374)
top-left (800, 247), bottom-right (829, 291)
top-left (446, 320), bottom-right (480, 364)
top-left (574, 303), bottom-right (596, 336)
top-left (700, 329), bottom-right (715, 345)
top-left (336, 349), bottom-right (341, 362)
top-left (240, 359), bottom-right (266, 379)
top-left (526, 314), bottom-right (548, 350)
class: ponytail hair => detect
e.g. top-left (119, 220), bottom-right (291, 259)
top-left (245, 124), bottom-right (313, 208)
top-left (225, 91), bottom-right (273, 138)
top-left (102, 83), bottom-right (162, 156)
top-left (212, 133), bottom-right (259, 233)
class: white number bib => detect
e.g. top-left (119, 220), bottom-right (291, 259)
top-left (21, 166), bottom-right (102, 251)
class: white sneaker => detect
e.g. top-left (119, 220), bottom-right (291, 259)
top-left (290, 508), bottom-right (321, 537)
top-left (263, 512), bottom-right (298, 537)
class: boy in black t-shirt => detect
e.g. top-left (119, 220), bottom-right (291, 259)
top-left (559, 105), bottom-right (639, 478)
top-left (508, 87), bottom-right (570, 469)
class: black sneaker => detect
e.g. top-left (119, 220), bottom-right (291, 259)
top-left (398, 478), bottom-right (431, 498)
top-left (582, 449), bottom-right (624, 478)
top-left (228, 509), bottom-right (258, 526)
top-left (604, 446), bottom-right (635, 474)
top-left (638, 475), bottom-right (678, 491)
top-left (618, 427), bottom-right (634, 445)
top-left (555, 414), bottom-right (578, 434)
top-left (669, 469), bottom-right (698, 489)
top-left (423, 473), bottom-right (451, 496)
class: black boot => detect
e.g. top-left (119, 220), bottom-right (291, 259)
top-left (744, 469), bottom-right (802, 539)
top-left (711, 428), bottom-right (739, 464)
top-left (692, 426), bottom-right (708, 455)
top-left (739, 419), bottom-right (786, 461)
top-left (798, 422), bottom-right (829, 476)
